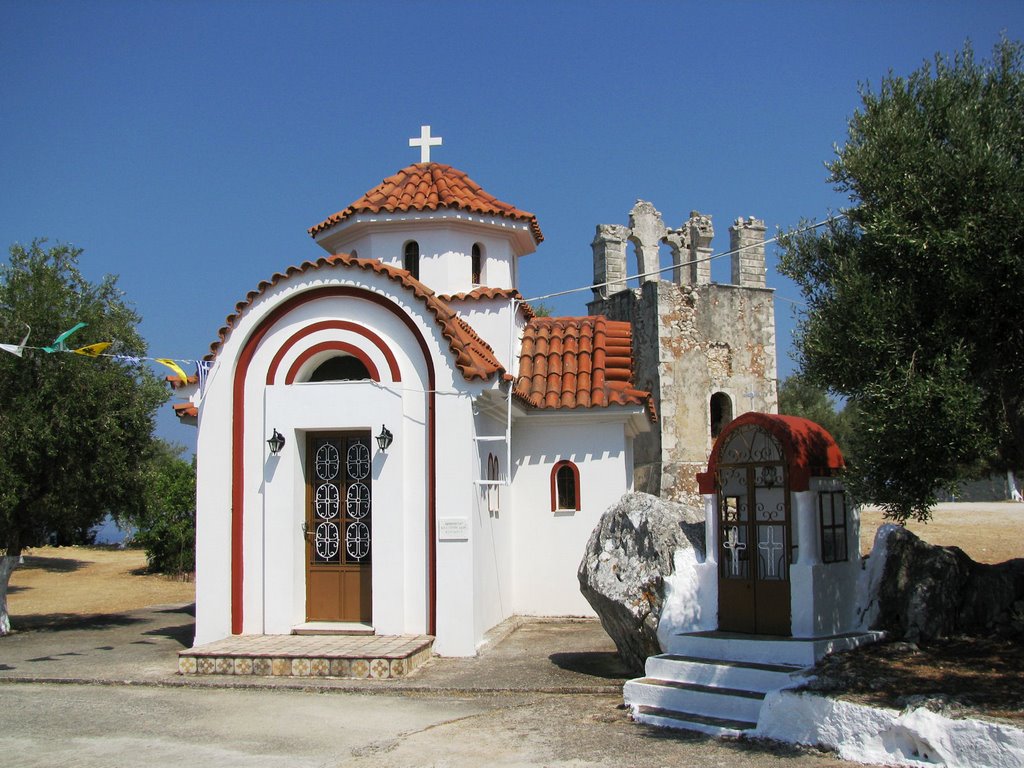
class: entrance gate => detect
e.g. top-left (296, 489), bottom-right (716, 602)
top-left (305, 431), bottom-right (372, 623)
top-left (715, 423), bottom-right (791, 635)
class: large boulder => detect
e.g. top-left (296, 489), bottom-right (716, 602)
top-left (868, 525), bottom-right (1024, 642)
top-left (578, 492), bottom-right (705, 673)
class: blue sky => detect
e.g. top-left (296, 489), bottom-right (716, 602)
top-left (2, 1), bottom-right (1022, 450)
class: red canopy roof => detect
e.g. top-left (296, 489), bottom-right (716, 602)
top-left (697, 412), bottom-right (844, 493)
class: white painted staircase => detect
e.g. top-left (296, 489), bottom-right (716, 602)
top-left (624, 631), bottom-right (882, 737)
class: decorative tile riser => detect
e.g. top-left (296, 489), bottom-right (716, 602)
top-left (623, 681), bottom-right (764, 723)
top-left (179, 649), bottom-right (432, 679)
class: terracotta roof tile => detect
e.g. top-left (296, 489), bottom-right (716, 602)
top-left (439, 287), bottom-right (537, 319)
top-left (173, 402), bottom-right (198, 420)
top-left (514, 316), bottom-right (656, 421)
top-left (205, 253), bottom-right (503, 382)
top-left (166, 374), bottom-right (198, 390)
top-left (308, 163), bottom-right (543, 243)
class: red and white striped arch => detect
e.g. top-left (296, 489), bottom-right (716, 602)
top-left (264, 319), bottom-right (404, 386)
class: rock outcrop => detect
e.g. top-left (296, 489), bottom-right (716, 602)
top-left (869, 526), bottom-right (1024, 641)
top-left (578, 492), bottom-right (704, 673)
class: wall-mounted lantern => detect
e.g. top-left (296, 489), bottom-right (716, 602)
top-left (267, 429), bottom-right (286, 456)
top-left (376, 424), bottom-right (394, 452)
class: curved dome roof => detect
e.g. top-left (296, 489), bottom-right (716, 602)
top-left (309, 162), bottom-right (543, 243)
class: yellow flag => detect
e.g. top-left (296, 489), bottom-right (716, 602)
top-left (155, 358), bottom-right (190, 384)
top-left (72, 342), bottom-right (112, 357)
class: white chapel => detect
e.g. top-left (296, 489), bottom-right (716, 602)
top-left (175, 130), bottom-right (656, 656)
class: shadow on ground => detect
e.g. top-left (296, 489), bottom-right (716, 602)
top-left (143, 622), bottom-right (194, 647)
top-left (18, 555), bottom-right (88, 573)
top-left (549, 650), bottom-right (632, 680)
top-left (10, 612), bottom-right (146, 633)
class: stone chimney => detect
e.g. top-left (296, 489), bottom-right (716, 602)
top-left (729, 217), bottom-right (766, 288)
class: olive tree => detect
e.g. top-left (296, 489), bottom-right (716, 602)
top-left (778, 39), bottom-right (1024, 521)
top-left (0, 241), bottom-right (167, 634)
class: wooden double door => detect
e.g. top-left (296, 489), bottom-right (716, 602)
top-left (305, 431), bottom-right (372, 623)
top-left (717, 462), bottom-right (792, 636)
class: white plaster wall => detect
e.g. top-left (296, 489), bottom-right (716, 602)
top-left (315, 216), bottom-right (528, 297)
top-left (471, 411), bottom-right (515, 646)
top-left (511, 415), bottom-right (634, 616)
top-left (448, 298), bottom-right (519, 371)
top-left (791, 483), bottom-right (861, 637)
top-left (262, 382), bottom-right (407, 635)
top-left (192, 364), bottom-right (234, 646)
top-left (432, 387), bottom-right (486, 655)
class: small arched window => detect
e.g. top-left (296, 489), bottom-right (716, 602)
top-left (710, 392), bottom-right (733, 439)
top-left (550, 460), bottom-right (581, 512)
top-left (310, 355), bottom-right (372, 382)
top-left (471, 243), bottom-right (482, 285)
top-left (487, 453), bottom-right (500, 513)
top-left (403, 240), bottom-right (420, 280)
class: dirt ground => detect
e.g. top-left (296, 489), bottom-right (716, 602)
top-left (6, 546), bottom-right (194, 630)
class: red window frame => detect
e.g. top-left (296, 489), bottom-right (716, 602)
top-left (550, 460), bottom-right (581, 512)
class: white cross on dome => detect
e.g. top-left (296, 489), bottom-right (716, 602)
top-left (409, 125), bottom-right (443, 163)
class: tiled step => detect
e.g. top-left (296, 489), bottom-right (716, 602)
top-left (178, 634), bottom-right (433, 680)
top-left (624, 676), bottom-right (765, 723)
top-left (633, 704), bottom-right (757, 738)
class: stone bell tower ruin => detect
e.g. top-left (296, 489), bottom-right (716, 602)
top-left (587, 200), bottom-right (779, 506)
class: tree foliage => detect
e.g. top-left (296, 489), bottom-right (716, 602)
top-left (777, 374), bottom-right (851, 457)
top-left (777, 39), bottom-right (1024, 521)
top-left (130, 440), bottom-right (196, 576)
top-left (0, 241), bottom-right (167, 556)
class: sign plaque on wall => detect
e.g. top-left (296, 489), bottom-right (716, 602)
top-left (438, 518), bottom-right (469, 541)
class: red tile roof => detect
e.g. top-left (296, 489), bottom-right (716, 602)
top-left (514, 316), bottom-right (656, 421)
top-left (205, 253), bottom-right (504, 382)
top-left (440, 287), bottom-right (537, 319)
top-left (308, 163), bottom-right (543, 243)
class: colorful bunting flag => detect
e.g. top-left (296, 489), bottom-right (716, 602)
top-left (197, 359), bottom-right (214, 397)
top-left (155, 358), bottom-right (190, 385)
top-left (0, 325), bottom-right (31, 358)
top-left (42, 322), bottom-right (87, 353)
top-left (72, 342), bottom-right (113, 357)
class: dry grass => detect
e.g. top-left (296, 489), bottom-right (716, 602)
top-left (859, 501), bottom-right (1023, 563)
top-left (7, 546), bottom-right (194, 625)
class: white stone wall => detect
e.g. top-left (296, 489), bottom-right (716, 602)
top-left (511, 414), bottom-right (637, 617)
top-left (314, 213), bottom-right (533, 297)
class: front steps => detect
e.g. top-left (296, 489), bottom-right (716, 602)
top-left (179, 633), bottom-right (434, 680)
top-left (625, 631), bottom-right (883, 736)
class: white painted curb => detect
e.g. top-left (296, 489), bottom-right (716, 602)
top-left (755, 689), bottom-right (1024, 768)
